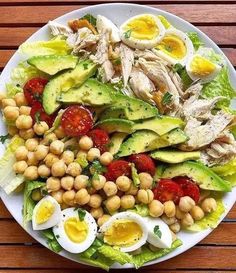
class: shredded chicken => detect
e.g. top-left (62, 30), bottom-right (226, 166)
top-left (48, 21), bottom-right (73, 36)
top-left (96, 15), bottom-right (120, 43)
top-left (120, 44), bottom-right (134, 87)
top-left (135, 49), bottom-right (168, 65)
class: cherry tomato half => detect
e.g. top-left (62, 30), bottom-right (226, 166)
top-left (105, 160), bottom-right (131, 181)
top-left (128, 153), bottom-right (156, 176)
top-left (87, 129), bottom-right (110, 153)
top-left (30, 101), bottom-right (56, 127)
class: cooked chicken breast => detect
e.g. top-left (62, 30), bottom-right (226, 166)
top-left (120, 44), bottom-right (134, 87)
top-left (48, 21), bottom-right (73, 36)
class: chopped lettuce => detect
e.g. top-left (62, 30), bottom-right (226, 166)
top-left (158, 15), bottom-right (171, 29)
top-left (173, 63), bottom-right (193, 89)
top-left (45, 109), bottom-right (64, 135)
top-left (23, 180), bottom-right (45, 227)
top-left (79, 255), bottom-right (113, 271)
top-left (223, 173), bottom-right (236, 187)
top-left (41, 229), bottom-right (62, 253)
top-left (129, 204), bottom-right (149, 217)
top-left (211, 158), bottom-right (236, 176)
top-left (0, 136), bottom-right (25, 194)
top-left (187, 32), bottom-right (204, 51)
top-left (133, 239), bottom-right (182, 268)
top-left (131, 163), bottom-right (140, 187)
top-left (6, 83), bottom-right (23, 98)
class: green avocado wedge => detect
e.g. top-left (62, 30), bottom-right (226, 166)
top-left (95, 119), bottom-right (134, 134)
top-left (150, 150), bottom-right (201, 163)
top-left (109, 132), bottom-right (128, 155)
top-left (162, 161), bottom-right (231, 192)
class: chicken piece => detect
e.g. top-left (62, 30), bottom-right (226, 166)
top-left (96, 15), bottom-right (120, 43)
top-left (120, 44), bottom-right (134, 87)
top-left (135, 49), bottom-right (169, 65)
top-left (48, 21), bottom-right (73, 36)
top-left (68, 19), bottom-right (97, 34)
top-left (168, 70), bottom-right (184, 97)
top-left (183, 81), bottom-right (202, 100)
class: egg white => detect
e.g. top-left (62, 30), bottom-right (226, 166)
top-left (32, 196), bottom-right (62, 231)
top-left (53, 208), bottom-right (97, 254)
top-left (120, 14), bottom-right (165, 50)
top-left (99, 211), bottom-right (148, 252)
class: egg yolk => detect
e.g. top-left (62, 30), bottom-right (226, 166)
top-left (124, 15), bottom-right (159, 40)
top-left (156, 35), bottom-right (186, 59)
top-left (190, 55), bottom-right (216, 76)
top-left (64, 217), bottom-right (88, 243)
top-left (35, 201), bottom-right (55, 225)
top-left (104, 219), bottom-right (143, 247)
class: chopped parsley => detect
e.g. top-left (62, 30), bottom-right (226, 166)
top-left (0, 134), bottom-right (9, 144)
top-left (81, 14), bottom-right (97, 27)
top-left (172, 63), bottom-right (184, 73)
top-left (77, 208), bottom-right (86, 221)
top-left (162, 92), bottom-right (173, 105)
top-left (154, 225), bottom-right (162, 238)
top-left (124, 29), bottom-right (132, 39)
top-left (164, 45), bottom-right (173, 52)
top-left (90, 160), bottom-right (107, 174)
top-left (83, 63), bottom-right (89, 70)
top-left (34, 111), bottom-right (41, 124)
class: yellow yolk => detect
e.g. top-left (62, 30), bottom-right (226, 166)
top-left (35, 201), bottom-right (55, 225)
top-left (124, 15), bottom-right (159, 40)
top-left (156, 35), bottom-right (187, 60)
top-left (64, 217), bottom-right (88, 243)
top-left (104, 220), bottom-right (143, 247)
top-left (190, 55), bottom-right (216, 76)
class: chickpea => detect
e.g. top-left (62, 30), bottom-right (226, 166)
top-left (79, 136), bottom-right (93, 150)
top-left (31, 189), bottom-right (43, 202)
top-left (61, 176), bottom-right (74, 191)
top-left (62, 190), bottom-right (76, 206)
top-left (54, 126), bottom-right (66, 139)
top-left (169, 222), bottom-right (181, 233)
top-left (46, 177), bottom-right (61, 192)
top-left (103, 181), bottom-right (118, 197)
top-left (148, 200), bottom-right (164, 217)
top-left (25, 138), bottom-right (39, 151)
top-left (190, 206), bottom-right (205, 221)
top-left (51, 189), bottom-right (64, 204)
top-left (175, 206), bottom-right (187, 220)
top-left (14, 93), bottom-right (27, 107)
top-left (8, 126), bottom-right (18, 136)
top-left (19, 106), bottom-right (31, 116)
top-left (164, 201), bottom-right (176, 218)
top-left (99, 152), bottom-right (113, 166)
top-left (27, 151), bottom-right (38, 166)
top-left (161, 215), bottom-right (177, 226)
top-left (19, 129), bottom-right (34, 139)
top-left (97, 214), bottom-right (111, 227)
top-left (61, 150), bottom-right (74, 165)
top-left (34, 145), bottom-right (49, 160)
top-left (120, 195), bottom-right (135, 209)
top-left (51, 160), bottom-right (66, 177)
top-left (201, 198), bottom-right (217, 213)
top-left (137, 189), bottom-right (154, 204)
top-left (105, 196), bottom-right (120, 212)
top-left (13, 160), bottom-right (28, 174)
top-left (139, 172), bottom-right (153, 189)
top-left (15, 146), bottom-right (28, 161)
top-left (66, 162), bottom-right (82, 177)
top-left (0, 93), bottom-right (6, 107)
top-left (181, 213), bottom-right (194, 227)
top-left (24, 166), bottom-right (38, 180)
top-left (87, 187), bottom-right (97, 195)
top-left (50, 140), bottom-right (64, 155)
top-left (87, 148), bottom-right (100, 162)
top-left (116, 176), bottom-right (131, 192)
top-left (179, 196), bottom-right (195, 212)
top-left (16, 115), bottom-right (33, 130)
top-left (33, 121), bottom-right (49, 135)
top-left (2, 98), bottom-right (16, 108)
top-left (92, 174), bottom-right (106, 190)
top-left (90, 207), bottom-right (103, 219)
top-left (38, 164), bottom-right (50, 178)
top-left (74, 175), bottom-right (89, 190)
top-left (3, 106), bottom-right (19, 121)
top-left (77, 150), bottom-right (87, 159)
top-left (42, 132), bottom-right (57, 145)
top-left (88, 194), bottom-right (103, 209)
top-left (44, 153), bottom-right (59, 168)
top-left (126, 184), bottom-right (138, 195)
top-left (75, 188), bottom-right (90, 205)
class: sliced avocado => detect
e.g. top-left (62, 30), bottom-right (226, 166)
top-left (57, 79), bottom-right (112, 106)
top-left (43, 60), bottom-right (97, 114)
top-left (100, 107), bottom-right (127, 120)
top-left (133, 116), bottom-right (185, 136)
top-left (109, 132), bottom-right (128, 155)
top-left (27, 55), bottom-right (78, 75)
top-left (95, 119), bottom-right (134, 134)
top-left (162, 161), bottom-right (231, 192)
top-left (150, 150), bottom-right (201, 163)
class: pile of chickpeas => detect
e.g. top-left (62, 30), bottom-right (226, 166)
top-left (0, 92), bottom-right (218, 231)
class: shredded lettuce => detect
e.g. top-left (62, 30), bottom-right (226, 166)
top-left (6, 83), bottom-right (23, 98)
top-left (133, 239), bottom-right (182, 268)
top-left (158, 15), bottom-right (171, 29)
top-left (131, 163), bottom-right (140, 187)
top-left (45, 109), bottom-right (64, 135)
top-left (187, 32), bottom-right (204, 51)
top-left (173, 63), bottom-right (193, 89)
top-left (129, 204), bottom-right (149, 217)
top-left (223, 173), bottom-right (236, 187)
top-left (41, 229), bottom-right (62, 253)
top-left (211, 158), bottom-right (236, 176)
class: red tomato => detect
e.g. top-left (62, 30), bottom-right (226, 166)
top-left (105, 160), bottom-right (131, 181)
top-left (128, 153), bottom-right (156, 176)
top-left (61, 105), bottom-right (93, 137)
top-left (23, 77), bottom-right (48, 105)
top-left (153, 179), bottom-right (184, 204)
top-left (30, 101), bottom-right (56, 127)
top-left (87, 129), bottom-right (110, 153)
top-left (173, 177), bottom-right (200, 203)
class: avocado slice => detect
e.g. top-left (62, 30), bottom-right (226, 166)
top-left (162, 161), bottom-right (231, 192)
top-left (100, 107), bottom-right (127, 120)
top-left (109, 132), bottom-right (128, 155)
top-left (57, 79), bottom-right (112, 106)
top-left (27, 55), bottom-right (78, 75)
top-left (43, 60), bottom-right (97, 114)
top-left (96, 119), bottom-right (134, 134)
top-left (150, 150), bottom-right (201, 163)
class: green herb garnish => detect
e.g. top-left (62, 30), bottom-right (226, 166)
top-left (0, 134), bottom-right (9, 144)
top-left (90, 160), bottom-right (107, 174)
top-left (172, 63), bottom-right (184, 73)
top-left (164, 45), bottom-right (173, 52)
top-left (81, 14), bottom-right (97, 27)
top-left (83, 63), bottom-right (89, 70)
top-left (154, 225), bottom-right (162, 238)
top-left (77, 208), bottom-right (86, 221)
top-left (162, 92), bottom-right (173, 105)
top-left (34, 111), bottom-right (41, 124)
top-left (124, 29), bottom-right (132, 39)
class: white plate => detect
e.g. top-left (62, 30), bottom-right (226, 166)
top-left (0, 3), bottom-right (236, 269)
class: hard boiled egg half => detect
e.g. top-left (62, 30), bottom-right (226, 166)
top-left (53, 208), bottom-right (97, 253)
top-left (99, 212), bottom-right (148, 252)
top-left (32, 196), bottom-right (62, 230)
top-left (154, 28), bottom-right (194, 65)
top-left (120, 14), bottom-right (165, 50)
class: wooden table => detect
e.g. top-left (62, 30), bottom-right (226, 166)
top-left (0, 0), bottom-right (236, 272)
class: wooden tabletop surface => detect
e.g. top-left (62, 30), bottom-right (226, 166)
top-left (0, 0), bottom-right (236, 272)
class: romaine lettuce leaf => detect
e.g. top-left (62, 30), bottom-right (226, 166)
top-left (6, 83), bottom-right (23, 98)
top-left (79, 254), bottom-right (113, 271)
top-left (211, 158), bottom-right (236, 176)
top-left (133, 239), bottom-right (182, 268)
top-left (187, 32), bottom-right (204, 51)
top-left (41, 229), bottom-right (62, 253)
top-left (129, 204), bottom-right (149, 217)
top-left (131, 163), bottom-right (140, 187)
top-left (223, 173), bottom-right (236, 187)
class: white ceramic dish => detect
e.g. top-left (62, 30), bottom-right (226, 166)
top-left (0, 3), bottom-right (236, 269)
